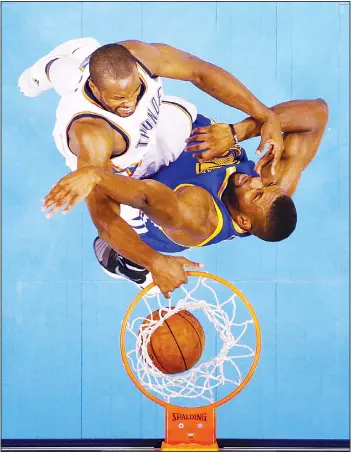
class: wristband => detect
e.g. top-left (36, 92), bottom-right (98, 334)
top-left (229, 124), bottom-right (239, 144)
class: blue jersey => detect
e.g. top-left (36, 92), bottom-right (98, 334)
top-left (134, 114), bottom-right (258, 253)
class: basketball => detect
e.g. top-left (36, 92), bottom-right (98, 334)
top-left (141, 308), bottom-right (205, 374)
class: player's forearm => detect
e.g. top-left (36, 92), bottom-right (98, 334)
top-left (98, 215), bottom-right (161, 271)
top-left (234, 99), bottom-right (328, 142)
top-left (84, 182), bottom-right (162, 271)
top-left (93, 169), bottom-right (151, 209)
top-left (194, 63), bottom-right (274, 122)
top-left (94, 169), bottom-right (178, 225)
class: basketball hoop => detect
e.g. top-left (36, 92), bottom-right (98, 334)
top-left (120, 272), bottom-right (261, 451)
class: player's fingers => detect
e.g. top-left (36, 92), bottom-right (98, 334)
top-left (162, 290), bottom-right (171, 299)
top-left (179, 258), bottom-right (204, 269)
top-left (62, 195), bottom-right (81, 214)
top-left (190, 127), bottom-right (210, 136)
top-left (184, 143), bottom-right (209, 153)
top-left (42, 193), bottom-right (60, 210)
top-left (43, 189), bottom-right (70, 209)
top-left (185, 134), bottom-right (209, 144)
top-left (271, 151), bottom-right (282, 176)
top-left (46, 188), bottom-right (74, 211)
top-left (43, 183), bottom-right (68, 201)
top-left (43, 188), bottom-right (59, 204)
top-left (196, 150), bottom-right (217, 162)
top-left (254, 151), bottom-right (273, 173)
top-left (256, 137), bottom-right (266, 155)
top-left (185, 130), bottom-right (209, 144)
top-left (45, 199), bottom-right (68, 219)
top-left (266, 140), bottom-right (275, 154)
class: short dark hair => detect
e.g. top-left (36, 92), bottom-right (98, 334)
top-left (256, 195), bottom-right (297, 242)
top-left (89, 43), bottom-right (136, 88)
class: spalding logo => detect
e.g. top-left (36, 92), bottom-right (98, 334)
top-left (172, 413), bottom-right (207, 421)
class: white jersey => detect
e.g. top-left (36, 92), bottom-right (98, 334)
top-left (53, 58), bottom-right (165, 176)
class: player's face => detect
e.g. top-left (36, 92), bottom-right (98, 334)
top-left (233, 174), bottom-right (284, 222)
top-left (96, 67), bottom-right (142, 117)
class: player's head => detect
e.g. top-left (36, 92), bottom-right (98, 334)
top-left (224, 174), bottom-right (297, 242)
top-left (88, 44), bottom-right (141, 117)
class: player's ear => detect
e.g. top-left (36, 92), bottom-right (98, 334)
top-left (235, 214), bottom-right (252, 232)
top-left (88, 79), bottom-right (99, 98)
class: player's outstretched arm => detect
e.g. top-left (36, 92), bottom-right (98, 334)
top-left (119, 40), bottom-right (283, 156)
top-left (43, 122), bottom-right (202, 297)
top-left (183, 99), bottom-right (328, 194)
top-left (42, 165), bottom-right (212, 238)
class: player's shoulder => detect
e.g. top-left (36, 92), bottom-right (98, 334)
top-left (68, 115), bottom-right (113, 141)
top-left (176, 185), bottom-right (213, 215)
top-left (176, 185), bottom-right (218, 235)
top-left (118, 40), bottom-right (159, 76)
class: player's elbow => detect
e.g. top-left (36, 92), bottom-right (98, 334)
top-left (132, 193), bottom-right (149, 211)
top-left (312, 98), bottom-right (329, 130)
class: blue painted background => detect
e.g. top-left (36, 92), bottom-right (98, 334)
top-left (2, 1), bottom-right (349, 441)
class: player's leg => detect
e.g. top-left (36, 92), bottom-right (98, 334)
top-left (18, 37), bottom-right (100, 97)
top-left (93, 236), bottom-right (156, 291)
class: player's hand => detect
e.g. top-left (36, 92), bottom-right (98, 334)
top-left (184, 123), bottom-right (235, 162)
top-left (150, 254), bottom-right (203, 299)
top-left (254, 146), bottom-right (275, 175)
top-left (256, 113), bottom-right (284, 176)
top-left (41, 167), bottom-right (99, 218)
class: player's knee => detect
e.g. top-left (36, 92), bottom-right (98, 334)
top-left (49, 56), bottom-right (82, 96)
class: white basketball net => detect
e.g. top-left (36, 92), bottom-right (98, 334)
top-left (125, 276), bottom-right (257, 404)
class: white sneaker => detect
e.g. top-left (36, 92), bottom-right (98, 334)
top-left (18, 37), bottom-right (100, 97)
top-left (93, 237), bottom-right (161, 296)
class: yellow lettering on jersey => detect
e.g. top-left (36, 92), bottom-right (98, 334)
top-left (196, 153), bottom-right (241, 174)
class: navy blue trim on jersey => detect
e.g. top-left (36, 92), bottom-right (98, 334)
top-left (83, 79), bottom-right (105, 108)
top-left (133, 56), bottom-right (158, 79)
top-left (162, 100), bottom-right (194, 123)
top-left (66, 113), bottom-right (130, 157)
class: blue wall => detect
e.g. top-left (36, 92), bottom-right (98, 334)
top-left (2, 1), bottom-right (349, 440)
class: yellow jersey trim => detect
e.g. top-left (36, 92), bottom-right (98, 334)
top-left (217, 167), bottom-right (247, 235)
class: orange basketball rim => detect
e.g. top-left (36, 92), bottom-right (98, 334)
top-left (120, 271), bottom-right (262, 451)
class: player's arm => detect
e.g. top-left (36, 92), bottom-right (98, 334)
top-left (42, 166), bottom-right (213, 239)
top-left (119, 39), bottom-right (283, 155)
top-left (68, 119), bottom-right (169, 266)
top-left (237, 98), bottom-right (329, 195)
top-left (53, 120), bottom-right (202, 296)
top-left (120, 40), bottom-right (273, 122)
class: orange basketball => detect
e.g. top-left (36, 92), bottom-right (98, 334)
top-left (141, 308), bottom-right (205, 374)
